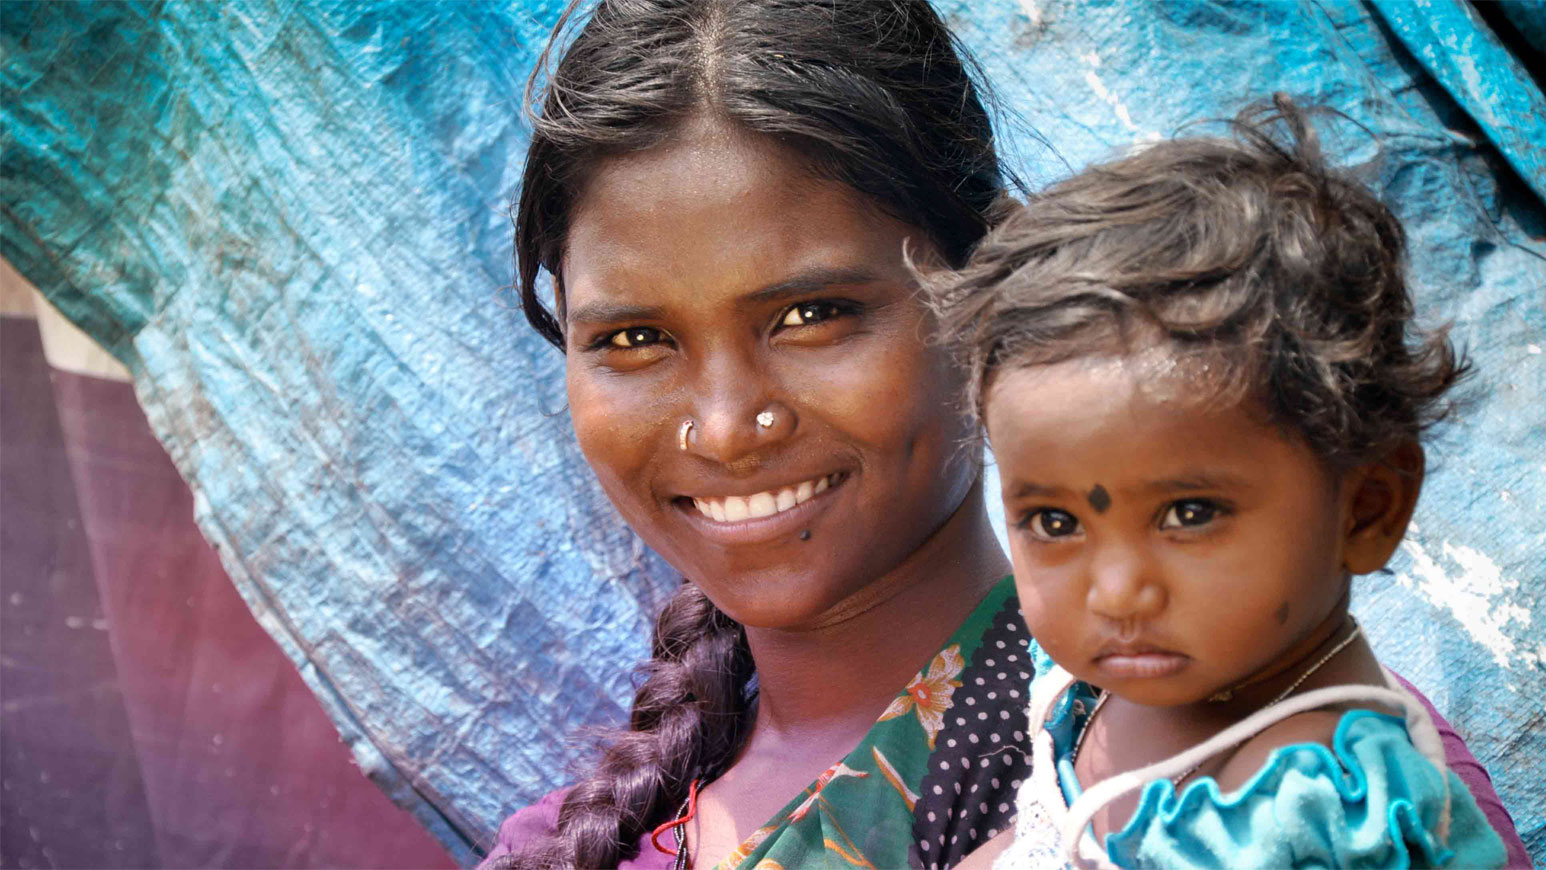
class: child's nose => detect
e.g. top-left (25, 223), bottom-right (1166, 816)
top-left (1086, 549), bottom-right (1167, 622)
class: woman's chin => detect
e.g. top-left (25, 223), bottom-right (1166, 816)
top-left (676, 561), bottom-right (868, 630)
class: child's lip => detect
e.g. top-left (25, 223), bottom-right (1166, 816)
top-left (1093, 644), bottom-right (1191, 680)
top-left (1094, 638), bottom-right (1182, 659)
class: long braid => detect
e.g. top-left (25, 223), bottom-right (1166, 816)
top-left (505, 582), bottom-right (754, 868)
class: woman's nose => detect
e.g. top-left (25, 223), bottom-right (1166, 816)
top-left (682, 358), bottom-right (795, 464)
top-left (1085, 547), bottom-right (1167, 624)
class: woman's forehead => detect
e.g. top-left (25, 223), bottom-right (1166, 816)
top-left (562, 130), bottom-right (926, 314)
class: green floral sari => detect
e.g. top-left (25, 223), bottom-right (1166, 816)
top-left (719, 576), bottom-right (1032, 870)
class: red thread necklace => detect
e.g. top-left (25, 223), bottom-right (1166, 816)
top-left (650, 778), bottom-right (702, 870)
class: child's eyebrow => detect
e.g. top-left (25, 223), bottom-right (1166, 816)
top-left (1005, 480), bottom-right (1073, 500)
top-left (1143, 472), bottom-right (1253, 494)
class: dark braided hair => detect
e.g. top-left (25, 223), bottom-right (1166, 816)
top-left (512, 584), bottom-right (755, 869)
top-left (505, 1), bottom-right (1013, 866)
top-left (932, 95), bottom-right (1467, 470)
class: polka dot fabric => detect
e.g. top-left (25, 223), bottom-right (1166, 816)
top-left (910, 595), bottom-right (1033, 869)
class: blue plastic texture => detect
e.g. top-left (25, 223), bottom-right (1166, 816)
top-left (3, 0), bottom-right (1542, 864)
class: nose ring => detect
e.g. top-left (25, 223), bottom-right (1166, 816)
top-left (679, 419), bottom-right (694, 452)
top-left (756, 410), bottom-right (776, 429)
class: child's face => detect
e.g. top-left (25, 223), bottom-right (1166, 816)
top-left (985, 355), bottom-right (1359, 707)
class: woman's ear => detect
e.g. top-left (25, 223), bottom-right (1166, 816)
top-left (1341, 441), bottom-right (1425, 575)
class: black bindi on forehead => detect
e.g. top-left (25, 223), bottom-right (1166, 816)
top-left (1086, 485), bottom-right (1112, 514)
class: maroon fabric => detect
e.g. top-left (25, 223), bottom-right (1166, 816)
top-left (478, 787), bottom-right (674, 870)
top-left (478, 677), bottom-right (1528, 869)
top-left (1393, 673), bottom-right (1531, 869)
top-left (1, 317), bottom-right (454, 869)
top-left (2, 318), bottom-right (160, 868)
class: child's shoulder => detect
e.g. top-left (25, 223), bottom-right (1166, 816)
top-left (1210, 707), bottom-right (1351, 792)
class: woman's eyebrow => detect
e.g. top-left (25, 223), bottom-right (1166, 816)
top-left (739, 266), bottom-right (883, 308)
top-left (566, 300), bottom-right (666, 326)
top-left (566, 267), bottom-right (881, 326)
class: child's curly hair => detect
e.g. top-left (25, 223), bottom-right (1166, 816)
top-left (931, 94), bottom-right (1468, 469)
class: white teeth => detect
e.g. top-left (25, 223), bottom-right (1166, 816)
top-left (691, 474), bottom-right (841, 523)
top-left (724, 496), bottom-right (750, 522)
top-left (748, 492), bottom-right (777, 519)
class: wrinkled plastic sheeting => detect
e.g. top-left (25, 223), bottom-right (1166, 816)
top-left (2, 0), bottom-right (1542, 863)
top-left (1, 2), bottom-right (672, 864)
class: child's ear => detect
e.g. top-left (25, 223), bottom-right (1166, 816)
top-left (1341, 441), bottom-right (1425, 575)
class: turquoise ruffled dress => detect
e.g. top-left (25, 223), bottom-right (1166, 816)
top-left (995, 640), bottom-right (1507, 869)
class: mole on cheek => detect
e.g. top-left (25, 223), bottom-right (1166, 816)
top-left (1274, 602), bottom-right (1290, 625)
top-left (1086, 485), bottom-right (1111, 514)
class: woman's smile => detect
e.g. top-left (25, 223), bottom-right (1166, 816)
top-left (684, 470), bottom-right (845, 522)
top-left (677, 471), bottom-right (850, 543)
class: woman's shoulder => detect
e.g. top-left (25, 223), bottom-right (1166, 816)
top-left (476, 788), bottom-right (569, 870)
top-left (1107, 709), bottom-right (1508, 869)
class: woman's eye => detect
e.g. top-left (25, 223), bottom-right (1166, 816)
top-left (1023, 508), bottom-right (1083, 541)
top-left (608, 326), bottom-right (663, 348)
top-left (780, 301), bottom-right (842, 328)
top-left (1159, 499), bottom-right (1220, 530)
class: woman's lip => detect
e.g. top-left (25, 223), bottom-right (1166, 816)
top-left (1093, 651), bottom-right (1191, 680)
top-left (676, 472), bottom-right (847, 545)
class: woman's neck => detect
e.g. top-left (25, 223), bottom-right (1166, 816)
top-left (744, 476), bottom-right (1010, 740)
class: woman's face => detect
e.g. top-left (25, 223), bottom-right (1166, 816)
top-left (561, 124), bottom-right (977, 630)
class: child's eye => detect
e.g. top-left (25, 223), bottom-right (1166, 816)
top-left (1021, 508), bottom-right (1084, 541)
top-left (1159, 499), bottom-right (1222, 530)
top-left (779, 301), bottom-right (845, 328)
top-left (607, 326), bottom-right (664, 348)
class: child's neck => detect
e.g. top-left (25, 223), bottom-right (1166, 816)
top-left (1073, 607), bottom-right (1389, 838)
top-left (1200, 609), bottom-right (1362, 713)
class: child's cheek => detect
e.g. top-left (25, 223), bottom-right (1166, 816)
top-left (1007, 540), bottom-right (1039, 616)
top-left (1009, 560), bottom-right (1061, 642)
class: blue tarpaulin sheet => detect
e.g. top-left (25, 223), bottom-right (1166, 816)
top-left (3, 1), bottom-right (1542, 864)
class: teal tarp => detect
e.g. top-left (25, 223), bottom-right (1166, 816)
top-left (3, 1), bottom-right (1542, 863)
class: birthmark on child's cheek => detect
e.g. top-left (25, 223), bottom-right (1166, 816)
top-left (799, 530), bottom-right (812, 541)
top-left (1274, 602), bottom-right (1290, 625)
top-left (1086, 485), bottom-right (1111, 514)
